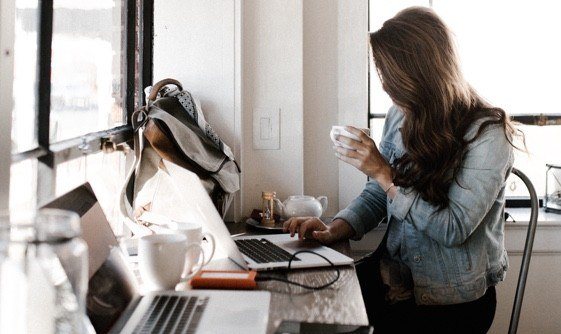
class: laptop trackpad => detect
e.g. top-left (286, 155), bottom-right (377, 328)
top-left (278, 239), bottom-right (323, 251)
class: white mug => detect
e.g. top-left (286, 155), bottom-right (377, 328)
top-left (330, 126), bottom-right (371, 150)
top-left (138, 234), bottom-right (204, 291)
top-left (163, 221), bottom-right (216, 268)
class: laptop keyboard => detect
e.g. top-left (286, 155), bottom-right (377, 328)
top-left (235, 238), bottom-right (301, 263)
top-left (133, 295), bottom-right (208, 334)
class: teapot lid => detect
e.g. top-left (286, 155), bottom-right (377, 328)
top-left (287, 195), bottom-right (315, 201)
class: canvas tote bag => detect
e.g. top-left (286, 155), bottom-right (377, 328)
top-left (119, 78), bottom-right (240, 234)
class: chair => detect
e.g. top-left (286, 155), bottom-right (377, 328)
top-left (508, 168), bottom-right (539, 334)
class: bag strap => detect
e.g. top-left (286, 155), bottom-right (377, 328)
top-left (119, 107), bottom-right (153, 235)
top-left (120, 78), bottom-right (184, 234)
top-left (148, 78), bottom-right (183, 102)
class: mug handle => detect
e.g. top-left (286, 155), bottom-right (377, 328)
top-left (180, 243), bottom-right (204, 282)
top-left (202, 232), bottom-right (216, 266)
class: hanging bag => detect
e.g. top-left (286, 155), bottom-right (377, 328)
top-left (119, 78), bottom-right (240, 234)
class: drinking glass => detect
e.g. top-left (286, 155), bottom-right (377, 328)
top-left (0, 209), bottom-right (88, 334)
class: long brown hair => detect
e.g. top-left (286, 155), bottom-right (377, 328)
top-left (370, 7), bottom-right (521, 208)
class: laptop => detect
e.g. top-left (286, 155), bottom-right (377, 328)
top-left (159, 160), bottom-right (354, 271)
top-left (43, 183), bottom-right (270, 334)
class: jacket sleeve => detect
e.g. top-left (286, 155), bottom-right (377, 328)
top-left (388, 126), bottom-right (513, 247)
top-left (334, 181), bottom-right (388, 240)
top-left (332, 106), bottom-right (400, 239)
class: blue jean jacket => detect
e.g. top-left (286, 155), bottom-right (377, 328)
top-left (335, 106), bottom-right (513, 305)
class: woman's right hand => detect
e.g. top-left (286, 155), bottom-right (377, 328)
top-left (283, 217), bottom-right (353, 244)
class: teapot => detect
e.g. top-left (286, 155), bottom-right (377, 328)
top-left (274, 195), bottom-right (328, 219)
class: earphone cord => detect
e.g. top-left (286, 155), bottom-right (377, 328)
top-left (256, 250), bottom-right (341, 290)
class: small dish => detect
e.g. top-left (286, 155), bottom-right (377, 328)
top-left (245, 218), bottom-right (286, 233)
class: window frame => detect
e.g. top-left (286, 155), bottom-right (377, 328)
top-left (366, 0), bottom-right (561, 208)
top-left (9, 0), bottom-right (154, 205)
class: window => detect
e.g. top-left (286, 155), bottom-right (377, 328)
top-left (368, 0), bottom-right (561, 201)
top-left (12, 0), bottom-right (39, 154)
top-left (6, 0), bottom-right (154, 231)
top-left (49, 0), bottom-right (126, 142)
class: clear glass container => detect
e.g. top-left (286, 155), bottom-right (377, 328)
top-left (545, 164), bottom-right (561, 213)
top-left (261, 191), bottom-right (277, 226)
top-left (0, 209), bottom-right (88, 334)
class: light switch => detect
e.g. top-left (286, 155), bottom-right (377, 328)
top-left (253, 108), bottom-right (280, 150)
top-left (260, 117), bottom-right (271, 140)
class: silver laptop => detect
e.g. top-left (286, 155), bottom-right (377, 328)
top-left (44, 184), bottom-right (270, 334)
top-left (162, 160), bottom-right (354, 271)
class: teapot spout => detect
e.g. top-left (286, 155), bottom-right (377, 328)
top-left (317, 196), bottom-right (328, 214)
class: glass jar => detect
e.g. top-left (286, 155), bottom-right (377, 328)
top-left (261, 191), bottom-right (277, 226)
top-left (0, 209), bottom-right (88, 334)
top-left (545, 164), bottom-right (561, 213)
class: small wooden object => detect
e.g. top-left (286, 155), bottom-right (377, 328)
top-left (261, 191), bottom-right (277, 226)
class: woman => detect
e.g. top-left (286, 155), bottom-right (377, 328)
top-left (284, 7), bottom-right (521, 334)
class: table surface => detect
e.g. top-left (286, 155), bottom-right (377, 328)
top-left (223, 221), bottom-right (369, 334)
top-left (129, 221), bottom-right (369, 334)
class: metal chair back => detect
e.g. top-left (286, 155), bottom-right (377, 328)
top-left (508, 168), bottom-right (539, 334)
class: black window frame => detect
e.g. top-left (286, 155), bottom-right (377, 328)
top-left (10, 0), bottom-right (153, 202)
top-left (366, 0), bottom-right (561, 208)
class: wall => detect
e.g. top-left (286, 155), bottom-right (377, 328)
top-left (490, 210), bottom-right (561, 334)
top-left (241, 0), bottom-right (304, 214)
top-left (242, 0), bottom-right (369, 215)
top-left (0, 0), bottom-right (15, 212)
top-left (153, 0), bottom-right (239, 220)
top-left (337, 0), bottom-right (369, 209)
top-left (302, 0), bottom-right (339, 216)
top-left (153, 0), bottom-right (370, 220)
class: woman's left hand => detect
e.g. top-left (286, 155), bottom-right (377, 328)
top-left (334, 126), bottom-right (393, 185)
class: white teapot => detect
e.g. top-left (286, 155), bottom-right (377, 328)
top-left (274, 195), bottom-right (328, 219)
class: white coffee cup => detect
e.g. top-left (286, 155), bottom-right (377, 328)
top-left (138, 234), bottom-right (204, 291)
top-left (163, 221), bottom-right (216, 270)
top-left (330, 126), bottom-right (371, 150)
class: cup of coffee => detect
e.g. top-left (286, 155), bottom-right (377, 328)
top-left (163, 221), bottom-right (216, 269)
top-left (138, 234), bottom-right (204, 291)
top-left (330, 126), bottom-right (371, 150)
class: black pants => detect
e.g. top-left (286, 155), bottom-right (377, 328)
top-left (375, 286), bottom-right (496, 334)
top-left (356, 251), bottom-right (496, 334)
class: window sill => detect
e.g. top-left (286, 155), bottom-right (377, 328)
top-left (504, 208), bottom-right (561, 254)
top-left (504, 207), bottom-right (561, 227)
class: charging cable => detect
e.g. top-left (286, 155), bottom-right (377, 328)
top-left (256, 250), bottom-right (341, 291)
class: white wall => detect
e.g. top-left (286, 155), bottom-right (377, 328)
top-left (153, 0), bottom-right (240, 220)
top-left (153, 0), bottom-right (370, 219)
top-left (303, 0), bottom-right (340, 216)
top-left (490, 210), bottom-right (561, 334)
top-left (0, 0), bottom-right (15, 212)
top-left (242, 0), bottom-right (369, 215)
top-left (337, 0), bottom-right (369, 209)
top-left (241, 0), bottom-right (304, 213)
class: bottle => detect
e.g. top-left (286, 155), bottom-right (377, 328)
top-left (261, 191), bottom-right (277, 226)
top-left (0, 209), bottom-right (88, 334)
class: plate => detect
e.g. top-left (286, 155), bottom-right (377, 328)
top-left (245, 218), bottom-right (286, 233)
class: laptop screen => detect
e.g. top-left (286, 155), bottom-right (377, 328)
top-left (43, 183), bottom-right (138, 334)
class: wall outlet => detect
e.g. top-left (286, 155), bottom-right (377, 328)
top-left (253, 107), bottom-right (280, 150)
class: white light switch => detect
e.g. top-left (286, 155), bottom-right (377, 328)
top-left (260, 117), bottom-right (271, 140)
top-left (253, 108), bottom-right (280, 150)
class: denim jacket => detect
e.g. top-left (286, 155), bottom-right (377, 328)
top-left (335, 105), bottom-right (514, 305)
